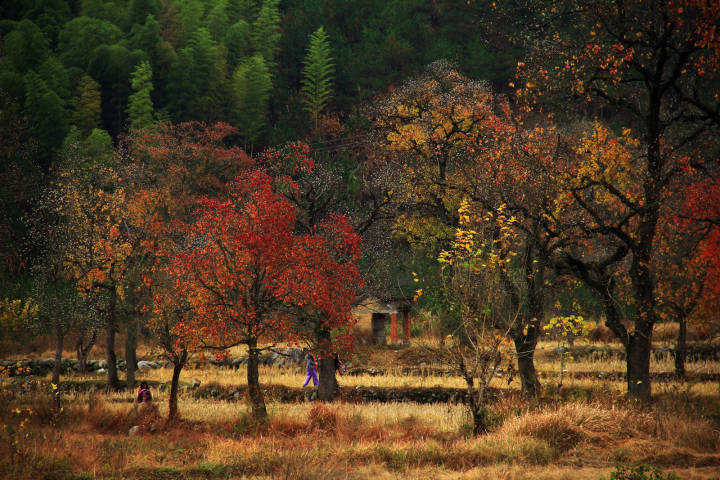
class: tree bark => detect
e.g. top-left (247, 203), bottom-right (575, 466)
top-left (511, 242), bottom-right (543, 397)
top-left (513, 330), bottom-right (540, 397)
top-left (675, 317), bottom-right (687, 380)
top-left (247, 339), bottom-right (267, 419)
top-left (317, 328), bottom-right (338, 401)
top-left (106, 289), bottom-right (120, 389)
top-left (469, 393), bottom-right (489, 435)
top-left (125, 316), bottom-right (138, 390)
top-left (76, 329), bottom-right (96, 374)
top-left (626, 331), bottom-right (652, 401)
top-left (168, 357), bottom-right (185, 421)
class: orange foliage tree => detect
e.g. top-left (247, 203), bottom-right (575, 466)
top-left (57, 157), bottom-right (132, 390)
top-left (516, 0), bottom-right (720, 400)
top-left (168, 169), bottom-right (361, 419)
top-left (122, 122), bottom-right (252, 417)
top-left (371, 61), bottom-right (574, 396)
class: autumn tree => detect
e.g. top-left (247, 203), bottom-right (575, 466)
top-left (658, 175), bottom-right (720, 378)
top-left (29, 184), bottom-right (80, 387)
top-left (169, 169), bottom-right (361, 418)
top-left (517, 0), bottom-right (720, 400)
top-left (260, 142), bottom-right (397, 400)
top-left (370, 61), bottom-right (556, 396)
top-left (435, 201), bottom-right (521, 434)
top-left (55, 151), bottom-right (130, 389)
top-left (122, 122), bottom-right (252, 416)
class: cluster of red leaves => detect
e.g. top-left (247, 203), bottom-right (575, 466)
top-left (166, 166), bottom-right (362, 352)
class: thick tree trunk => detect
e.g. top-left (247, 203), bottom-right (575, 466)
top-left (106, 289), bottom-right (120, 389)
top-left (52, 319), bottom-right (64, 387)
top-left (626, 332), bottom-right (652, 401)
top-left (125, 317), bottom-right (138, 390)
top-left (513, 246), bottom-right (543, 397)
top-left (675, 317), bottom-right (687, 380)
top-left (513, 330), bottom-right (540, 397)
top-left (317, 356), bottom-right (337, 401)
top-left (317, 328), bottom-right (338, 401)
top-left (247, 339), bottom-right (267, 419)
top-left (168, 362), bottom-right (183, 420)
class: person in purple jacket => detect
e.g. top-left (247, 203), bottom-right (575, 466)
top-left (302, 350), bottom-right (318, 387)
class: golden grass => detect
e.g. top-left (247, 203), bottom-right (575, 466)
top-left (5, 332), bottom-right (720, 479)
top-left (3, 386), bottom-right (720, 480)
top-left (53, 355), bottom-right (720, 403)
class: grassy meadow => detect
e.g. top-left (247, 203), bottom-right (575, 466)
top-left (2, 327), bottom-right (720, 479)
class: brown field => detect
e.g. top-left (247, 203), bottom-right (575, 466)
top-left (2, 335), bottom-right (720, 479)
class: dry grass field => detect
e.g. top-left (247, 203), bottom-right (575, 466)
top-left (2, 333), bottom-right (720, 479)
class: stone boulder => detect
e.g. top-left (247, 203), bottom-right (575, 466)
top-left (137, 360), bottom-right (160, 370)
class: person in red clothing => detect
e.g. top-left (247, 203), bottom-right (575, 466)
top-left (137, 381), bottom-right (152, 403)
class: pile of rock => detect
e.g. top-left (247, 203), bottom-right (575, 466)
top-left (0, 358), bottom-right (166, 377)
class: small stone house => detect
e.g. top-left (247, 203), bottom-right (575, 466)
top-left (353, 296), bottom-right (413, 344)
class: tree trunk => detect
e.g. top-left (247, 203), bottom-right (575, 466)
top-left (125, 316), bottom-right (138, 390)
top-left (247, 339), bottom-right (267, 419)
top-left (76, 341), bottom-right (87, 374)
top-left (52, 317), bottom-right (64, 386)
top-left (106, 289), bottom-right (120, 389)
top-left (626, 332), bottom-right (652, 401)
top-left (466, 380), bottom-right (488, 435)
top-left (513, 246), bottom-right (543, 397)
top-left (459, 358), bottom-right (489, 435)
top-left (169, 362), bottom-right (183, 420)
top-left (470, 396), bottom-right (488, 435)
top-left (76, 329), bottom-right (96, 374)
top-left (317, 328), bottom-right (338, 401)
top-left (513, 330), bottom-right (540, 397)
top-left (675, 317), bottom-right (687, 380)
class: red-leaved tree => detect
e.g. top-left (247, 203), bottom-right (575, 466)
top-left (169, 169), bottom-right (361, 418)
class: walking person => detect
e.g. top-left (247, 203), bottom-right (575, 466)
top-left (302, 350), bottom-right (318, 387)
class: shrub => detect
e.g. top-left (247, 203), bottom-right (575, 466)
top-left (308, 403), bottom-right (337, 431)
top-left (605, 462), bottom-right (678, 480)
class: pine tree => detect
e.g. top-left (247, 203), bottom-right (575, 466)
top-left (126, 60), bottom-right (155, 130)
top-left (3, 19), bottom-right (50, 73)
top-left (83, 128), bottom-right (114, 159)
top-left (73, 76), bottom-right (103, 138)
top-left (128, 0), bottom-right (160, 27)
top-left (24, 72), bottom-right (69, 167)
top-left (38, 57), bottom-right (71, 100)
top-left (205, 0), bottom-right (229, 41)
top-left (166, 28), bottom-right (218, 121)
top-left (251, 0), bottom-right (280, 68)
top-left (232, 54), bottom-right (272, 145)
top-left (225, 20), bottom-right (251, 70)
top-left (226, 0), bottom-right (256, 25)
top-left (300, 26), bottom-right (335, 129)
